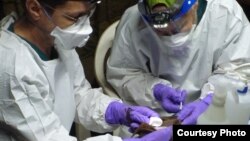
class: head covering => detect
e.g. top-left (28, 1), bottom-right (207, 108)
top-left (147, 0), bottom-right (176, 9)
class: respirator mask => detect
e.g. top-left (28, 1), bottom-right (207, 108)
top-left (41, 0), bottom-right (102, 50)
top-left (50, 15), bottom-right (93, 50)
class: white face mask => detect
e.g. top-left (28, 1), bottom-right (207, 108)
top-left (51, 16), bottom-right (93, 50)
top-left (160, 25), bottom-right (196, 48)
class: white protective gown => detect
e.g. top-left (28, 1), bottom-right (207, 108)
top-left (107, 0), bottom-right (250, 116)
top-left (0, 13), bottom-right (122, 141)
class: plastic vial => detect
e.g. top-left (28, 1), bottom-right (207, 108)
top-left (225, 89), bottom-right (250, 124)
top-left (197, 84), bottom-right (230, 124)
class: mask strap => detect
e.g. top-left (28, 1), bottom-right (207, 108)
top-left (174, 0), bottom-right (197, 19)
top-left (36, 1), bottom-right (59, 29)
top-left (42, 8), bottom-right (53, 21)
top-left (36, 1), bottom-right (55, 22)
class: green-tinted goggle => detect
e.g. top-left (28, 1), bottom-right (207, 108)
top-left (138, 0), bottom-right (196, 29)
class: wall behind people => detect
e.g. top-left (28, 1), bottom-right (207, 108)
top-left (237, 0), bottom-right (250, 21)
top-left (75, 0), bottom-right (138, 137)
top-left (76, 0), bottom-right (138, 88)
top-left (0, 0), bottom-right (23, 19)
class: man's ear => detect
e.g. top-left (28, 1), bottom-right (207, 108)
top-left (25, 0), bottom-right (43, 21)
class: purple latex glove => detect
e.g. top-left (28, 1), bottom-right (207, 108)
top-left (153, 83), bottom-right (187, 113)
top-left (105, 101), bottom-right (159, 129)
top-left (177, 94), bottom-right (213, 124)
top-left (123, 126), bottom-right (173, 141)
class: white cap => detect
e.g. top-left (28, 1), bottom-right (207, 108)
top-left (149, 117), bottom-right (163, 127)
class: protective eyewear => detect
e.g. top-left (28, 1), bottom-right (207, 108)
top-left (138, 0), bottom-right (196, 29)
top-left (41, 0), bottom-right (101, 23)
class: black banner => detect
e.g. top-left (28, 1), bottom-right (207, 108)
top-left (173, 125), bottom-right (250, 140)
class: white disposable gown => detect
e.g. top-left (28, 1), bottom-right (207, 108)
top-left (0, 13), bottom-right (122, 141)
top-left (107, 0), bottom-right (250, 116)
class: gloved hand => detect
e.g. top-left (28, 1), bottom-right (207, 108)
top-left (123, 126), bottom-right (173, 141)
top-left (105, 101), bottom-right (159, 130)
top-left (177, 94), bottom-right (213, 124)
top-left (153, 83), bottom-right (187, 113)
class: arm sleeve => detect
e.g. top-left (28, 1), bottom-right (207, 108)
top-left (200, 0), bottom-right (250, 98)
top-left (106, 7), bottom-right (171, 109)
top-left (0, 50), bottom-right (77, 141)
top-left (73, 53), bottom-right (120, 133)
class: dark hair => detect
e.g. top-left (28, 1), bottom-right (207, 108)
top-left (20, 0), bottom-right (73, 15)
top-left (0, 121), bottom-right (30, 141)
top-left (21, 0), bottom-right (79, 7)
top-left (20, 0), bottom-right (99, 15)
